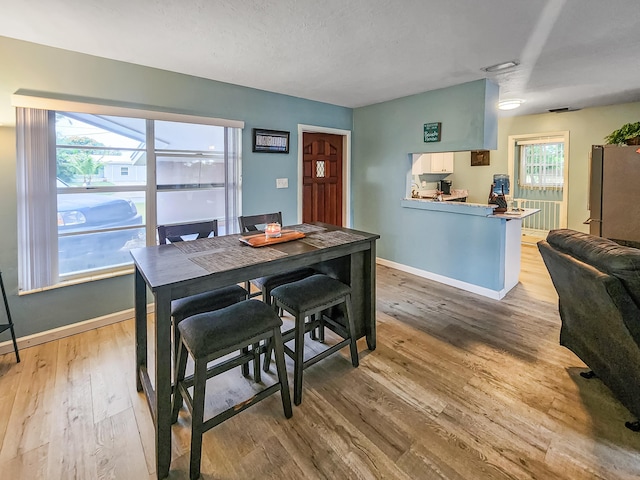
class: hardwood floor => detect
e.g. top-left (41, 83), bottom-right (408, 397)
top-left (1, 244), bottom-right (639, 479)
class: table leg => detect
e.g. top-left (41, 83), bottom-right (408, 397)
top-left (365, 241), bottom-right (377, 351)
top-left (134, 267), bottom-right (147, 392)
top-left (155, 289), bottom-right (173, 479)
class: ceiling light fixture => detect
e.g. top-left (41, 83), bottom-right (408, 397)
top-left (498, 99), bottom-right (524, 110)
top-left (482, 60), bottom-right (520, 73)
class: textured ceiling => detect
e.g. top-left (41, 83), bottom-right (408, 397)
top-left (1, 0), bottom-right (640, 116)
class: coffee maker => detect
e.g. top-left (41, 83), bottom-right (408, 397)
top-left (437, 180), bottom-right (452, 195)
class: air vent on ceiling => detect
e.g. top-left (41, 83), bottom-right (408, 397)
top-left (549, 107), bottom-right (580, 113)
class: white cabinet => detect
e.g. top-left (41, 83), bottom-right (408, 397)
top-left (412, 152), bottom-right (454, 174)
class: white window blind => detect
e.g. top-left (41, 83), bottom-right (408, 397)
top-left (517, 136), bottom-right (565, 189)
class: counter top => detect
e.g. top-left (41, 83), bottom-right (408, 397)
top-left (401, 197), bottom-right (495, 216)
top-left (402, 198), bottom-right (541, 221)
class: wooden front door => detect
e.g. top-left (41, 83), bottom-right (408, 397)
top-left (302, 132), bottom-right (343, 226)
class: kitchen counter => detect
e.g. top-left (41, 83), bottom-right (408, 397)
top-left (391, 198), bottom-right (540, 299)
top-left (413, 188), bottom-right (468, 201)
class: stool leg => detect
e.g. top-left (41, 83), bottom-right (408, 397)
top-left (189, 357), bottom-right (207, 480)
top-left (293, 311), bottom-right (306, 406)
top-left (263, 302), bottom-right (279, 372)
top-left (252, 342), bottom-right (261, 383)
top-left (241, 346), bottom-right (250, 377)
top-left (344, 295), bottom-right (359, 368)
top-left (171, 338), bottom-right (189, 423)
top-left (272, 328), bottom-right (292, 418)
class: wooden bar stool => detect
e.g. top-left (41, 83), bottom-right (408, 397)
top-left (270, 274), bottom-right (359, 405)
top-left (171, 299), bottom-right (292, 480)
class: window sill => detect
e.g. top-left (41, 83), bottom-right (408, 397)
top-left (19, 266), bottom-right (134, 295)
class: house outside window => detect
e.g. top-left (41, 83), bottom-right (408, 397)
top-left (16, 105), bottom-right (243, 291)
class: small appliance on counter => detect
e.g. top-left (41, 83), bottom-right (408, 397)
top-left (437, 180), bottom-right (452, 195)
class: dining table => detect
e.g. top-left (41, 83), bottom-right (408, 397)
top-left (129, 222), bottom-right (379, 479)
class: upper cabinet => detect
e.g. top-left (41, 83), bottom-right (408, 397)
top-left (412, 152), bottom-right (454, 174)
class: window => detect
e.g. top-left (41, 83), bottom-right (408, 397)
top-left (518, 137), bottom-right (565, 189)
top-left (16, 105), bottom-right (242, 291)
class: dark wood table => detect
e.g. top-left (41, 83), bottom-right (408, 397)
top-left (130, 223), bottom-right (379, 479)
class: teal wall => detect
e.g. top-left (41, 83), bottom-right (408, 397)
top-left (0, 36), bottom-right (351, 337)
top-left (351, 79), bottom-right (499, 270)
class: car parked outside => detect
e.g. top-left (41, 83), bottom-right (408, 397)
top-left (57, 179), bottom-right (143, 274)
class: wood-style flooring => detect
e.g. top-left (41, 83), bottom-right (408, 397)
top-left (0, 244), bottom-right (639, 479)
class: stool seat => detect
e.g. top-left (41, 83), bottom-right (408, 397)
top-left (270, 274), bottom-right (351, 312)
top-left (173, 299), bottom-right (292, 480)
top-left (251, 266), bottom-right (316, 293)
top-left (171, 285), bottom-right (247, 322)
top-left (179, 299), bottom-right (283, 359)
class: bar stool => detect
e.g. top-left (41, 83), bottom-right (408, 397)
top-left (172, 299), bottom-right (292, 480)
top-left (270, 274), bottom-right (359, 405)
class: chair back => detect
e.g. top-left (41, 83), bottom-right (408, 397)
top-left (238, 212), bottom-right (283, 233)
top-left (157, 220), bottom-right (218, 244)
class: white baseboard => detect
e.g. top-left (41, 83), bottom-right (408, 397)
top-left (376, 257), bottom-right (505, 300)
top-left (0, 304), bottom-right (155, 357)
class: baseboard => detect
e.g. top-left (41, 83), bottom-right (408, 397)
top-left (0, 304), bottom-right (155, 356)
top-left (376, 257), bottom-right (505, 300)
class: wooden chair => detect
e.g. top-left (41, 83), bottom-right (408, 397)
top-left (238, 212), bottom-right (316, 303)
top-left (156, 220), bottom-right (251, 376)
top-left (0, 271), bottom-right (19, 363)
top-left (172, 300), bottom-right (292, 480)
top-left (270, 274), bottom-right (359, 405)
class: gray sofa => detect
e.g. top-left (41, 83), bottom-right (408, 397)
top-left (538, 229), bottom-right (640, 427)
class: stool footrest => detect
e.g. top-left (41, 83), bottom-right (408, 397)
top-left (201, 383), bottom-right (282, 432)
top-left (283, 338), bottom-right (351, 370)
top-left (179, 349), bottom-right (258, 390)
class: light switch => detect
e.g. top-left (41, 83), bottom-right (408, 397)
top-left (276, 178), bottom-right (288, 189)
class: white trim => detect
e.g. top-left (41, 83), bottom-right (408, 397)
top-left (0, 304), bottom-right (155, 356)
top-left (11, 90), bottom-right (245, 129)
top-left (507, 130), bottom-right (569, 228)
top-left (297, 124), bottom-right (352, 227)
top-left (376, 257), bottom-right (507, 300)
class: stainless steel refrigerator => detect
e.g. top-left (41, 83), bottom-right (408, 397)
top-left (586, 145), bottom-right (640, 244)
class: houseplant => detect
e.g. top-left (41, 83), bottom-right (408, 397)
top-left (604, 122), bottom-right (640, 145)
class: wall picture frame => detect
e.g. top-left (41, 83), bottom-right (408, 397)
top-left (252, 128), bottom-right (290, 153)
top-left (471, 150), bottom-right (490, 166)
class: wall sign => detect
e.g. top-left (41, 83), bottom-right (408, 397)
top-left (423, 122), bottom-right (442, 143)
top-left (252, 128), bottom-right (290, 153)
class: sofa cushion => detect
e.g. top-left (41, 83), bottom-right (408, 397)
top-left (546, 229), bottom-right (640, 308)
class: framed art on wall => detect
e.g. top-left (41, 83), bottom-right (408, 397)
top-left (252, 128), bottom-right (290, 153)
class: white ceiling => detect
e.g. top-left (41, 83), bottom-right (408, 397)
top-left (2, 0), bottom-right (640, 116)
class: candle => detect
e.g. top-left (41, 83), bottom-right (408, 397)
top-left (265, 222), bottom-right (282, 239)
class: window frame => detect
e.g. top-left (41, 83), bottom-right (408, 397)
top-left (517, 138), bottom-right (566, 189)
top-left (14, 93), bottom-right (244, 292)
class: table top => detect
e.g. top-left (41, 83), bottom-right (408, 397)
top-left (130, 223), bottom-right (379, 291)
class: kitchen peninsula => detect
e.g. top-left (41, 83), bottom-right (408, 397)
top-left (393, 198), bottom-right (539, 299)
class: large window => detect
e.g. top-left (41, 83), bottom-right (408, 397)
top-left (16, 106), bottom-right (242, 291)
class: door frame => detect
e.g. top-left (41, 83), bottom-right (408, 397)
top-left (297, 124), bottom-right (352, 226)
top-left (507, 130), bottom-right (570, 229)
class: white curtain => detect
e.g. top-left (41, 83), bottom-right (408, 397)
top-left (224, 126), bottom-right (242, 234)
top-left (16, 107), bottom-right (58, 291)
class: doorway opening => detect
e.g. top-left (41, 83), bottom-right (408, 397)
top-left (508, 131), bottom-right (569, 242)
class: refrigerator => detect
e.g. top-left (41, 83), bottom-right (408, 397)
top-left (586, 145), bottom-right (640, 244)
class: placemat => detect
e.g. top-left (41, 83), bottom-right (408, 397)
top-left (301, 230), bottom-right (367, 248)
top-left (188, 246), bottom-right (288, 273)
